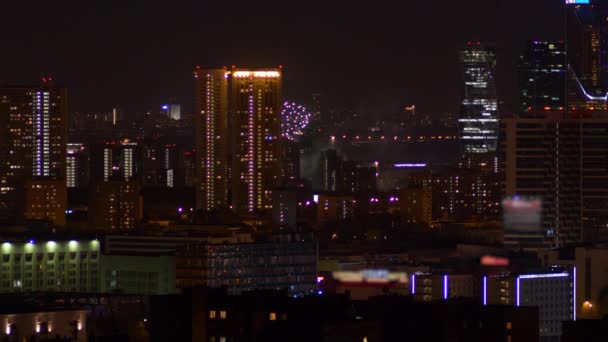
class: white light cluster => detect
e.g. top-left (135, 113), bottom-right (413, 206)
top-left (233, 71), bottom-right (280, 78)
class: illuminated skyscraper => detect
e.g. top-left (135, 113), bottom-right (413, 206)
top-left (193, 68), bottom-right (228, 211)
top-left (519, 41), bottom-right (566, 112)
top-left (459, 43), bottom-right (499, 155)
top-left (565, 0), bottom-right (608, 109)
top-left (231, 69), bottom-right (282, 214)
top-left (0, 80), bottom-right (67, 225)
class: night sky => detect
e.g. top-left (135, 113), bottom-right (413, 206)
top-left (1, 1), bottom-right (562, 118)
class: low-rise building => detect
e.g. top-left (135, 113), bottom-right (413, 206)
top-left (0, 239), bottom-right (175, 295)
top-left (0, 307), bottom-right (87, 342)
top-left (176, 240), bottom-right (317, 296)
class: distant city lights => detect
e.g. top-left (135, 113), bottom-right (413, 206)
top-left (233, 70), bottom-right (280, 78)
top-left (394, 163), bottom-right (427, 168)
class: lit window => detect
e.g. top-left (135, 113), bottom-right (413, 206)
top-left (269, 312), bottom-right (276, 321)
top-left (209, 310), bottom-right (216, 319)
top-left (220, 310), bottom-right (226, 319)
top-left (506, 321), bottom-right (512, 330)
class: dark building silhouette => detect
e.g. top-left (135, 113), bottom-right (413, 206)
top-left (519, 41), bottom-right (566, 113)
top-left (150, 290), bottom-right (538, 342)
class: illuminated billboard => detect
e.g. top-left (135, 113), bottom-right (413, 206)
top-left (332, 269), bottom-right (408, 284)
top-left (566, 0), bottom-right (590, 4)
top-left (502, 196), bottom-right (542, 232)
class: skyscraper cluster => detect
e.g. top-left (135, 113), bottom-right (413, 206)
top-left (501, 0), bottom-right (608, 247)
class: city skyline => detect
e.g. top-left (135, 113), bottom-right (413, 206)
top-left (3, 1), bottom-right (608, 341)
top-left (1, 1), bottom-right (562, 117)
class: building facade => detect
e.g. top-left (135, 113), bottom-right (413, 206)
top-left (0, 82), bottom-right (67, 224)
top-left (66, 143), bottom-right (88, 188)
top-left (272, 189), bottom-right (297, 229)
top-left (399, 188), bottom-right (432, 225)
top-left (175, 240), bottom-right (317, 296)
top-left (459, 43), bottom-right (499, 155)
top-left (24, 179), bottom-right (67, 226)
top-left (0, 239), bottom-right (174, 295)
top-left (483, 270), bottom-right (575, 341)
top-left (0, 309), bottom-right (88, 342)
top-left (519, 41), bottom-right (566, 112)
top-left (91, 140), bottom-right (140, 182)
top-left (231, 69), bottom-right (283, 214)
top-left (194, 68), bottom-right (229, 211)
top-left (88, 180), bottom-right (142, 231)
top-left (516, 272), bottom-right (575, 341)
top-left (501, 111), bottom-right (608, 246)
top-left (316, 194), bottom-right (355, 224)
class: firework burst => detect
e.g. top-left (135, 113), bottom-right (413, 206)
top-left (281, 101), bottom-right (311, 140)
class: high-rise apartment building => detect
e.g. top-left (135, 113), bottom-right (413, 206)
top-left (408, 164), bottom-right (500, 221)
top-left (231, 69), bottom-right (282, 214)
top-left (519, 41), bottom-right (566, 112)
top-left (0, 81), bottom-right (67, 225)
top-left (272, 188), bottom-right (297, 229)
top-left (194, 68), bottom-right (229, 211)
top-left (501, 110), bottom-right (608, 246)
top-left (66, 143), bottom-right (88, 188)
top-left (162, 144), bottom-right (178, 188)
top-left (91, 140), bottom-right (140, 182)
top-left (459, 43), bottom-right (499, 155)
top-left (399, 188), bottom-right (432, 226)
top-left (88, 180), bottom-right (142, 231)
top-left (319, 149), bottom-right (341, 192)
top-left (281, 138), bottom-right (300, 183)
top-left (183, 149), bottom-right (196, 187)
